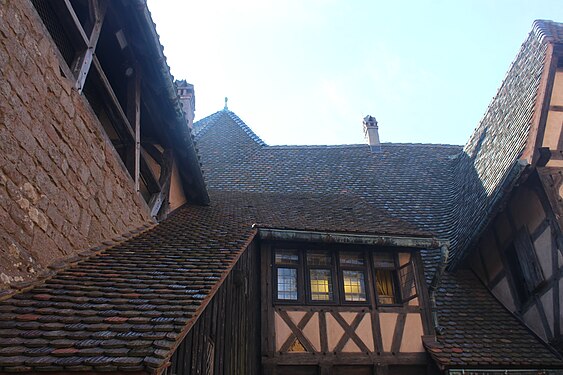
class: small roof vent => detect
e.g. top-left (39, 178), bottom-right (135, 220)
top-left (363, 115), bottom-right (381, 153)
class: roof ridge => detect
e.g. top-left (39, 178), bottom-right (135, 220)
top-left (268, 142), bottom-right (462, 149)
top-left (532, 19), bottom-right (563, 44)
top-left (193, 110), bottom-right (267, 146)
top-left (225, 111), bottom-right (267, 146)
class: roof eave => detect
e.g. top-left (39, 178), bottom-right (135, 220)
top-left (131, 0), bottom-right (209, 205)
top-left (256, 227), bottom-right (447, 249)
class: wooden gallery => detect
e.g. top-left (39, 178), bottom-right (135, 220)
top-left (0, 1), bottom-right (563, 374)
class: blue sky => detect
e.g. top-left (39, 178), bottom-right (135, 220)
top-left (147, 0), bottom-right (562, 146)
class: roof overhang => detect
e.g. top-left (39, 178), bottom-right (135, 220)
top-left (128, 0), bottom-right (209, 205)
top-left (255, 227), bottom-right (448, 249)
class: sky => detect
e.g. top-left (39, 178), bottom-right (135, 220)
top-left (147, 0), bottom-right (563, 146)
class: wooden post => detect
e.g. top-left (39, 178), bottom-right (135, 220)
top-left (127, 63), bottom-right (141, 192)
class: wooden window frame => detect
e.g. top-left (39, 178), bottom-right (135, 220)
top-left (304, 251), bottom-right (339, 305)
top-left (273, 250), bottom-right (305, 304)
top-left (274, 247), bottom-right (422, 308)
top-left (372, 252), bottom-right (403, 307)
top-left (338, 251), bottom-right (370, 305)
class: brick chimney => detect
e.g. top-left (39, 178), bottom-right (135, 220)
top-left (176, 80), bottom-right (195, 129)
top-left (363, 115), bottom-right (381, 153)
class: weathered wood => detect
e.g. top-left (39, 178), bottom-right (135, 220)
top-left (141, 142), bottom-right (164, 165)
top-left (92, 57), bottom-right (135, 139)
top-left (126, 63), bottom-right (141, 192)
top-left (332, 312), bottom-right (370, 353)
top-left (514, 227), bottom-right (545, 292)
top-left (167, 242), bottom-right (261, 374)
top-left (390, 313), bottom-right (406, 354)
top-left (72, 0), bottom-right (107, 92)
top-left (279, 310), bottom-right (315, 353)
top-left (318, 310), bottom-right (328, 354)
top-left (155, 149), bottom-right (173, 220)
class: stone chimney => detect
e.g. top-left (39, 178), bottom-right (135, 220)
top-left (176, 80), bottom-right (195, 129)
top-left (363, 115), bottom-right (381, 153)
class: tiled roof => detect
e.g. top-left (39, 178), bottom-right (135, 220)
top-left (425, 270), bottom-right (562, 368)
top-left (448, 20), bottom-right (561, 266)
top-left (0, 190), bottom-right (427, 373)
top-left (194, 110), bottom-right (266, 146)
top-left (533, 19), bottom-right (563, 44)
top-left (194, 109), bottom-right (460, 281)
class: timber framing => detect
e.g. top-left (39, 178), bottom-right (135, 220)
top-left (30, 0), bottom-right (208, 213)
top-left (261, 239), bottom-right (433, 370)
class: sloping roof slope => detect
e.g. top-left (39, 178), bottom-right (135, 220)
top-left (194, 110), bottom-right (460, 280)
top-left (196, 111), bottom-right (460, 235)
top-left (449, 20), bottom-right (562, 266)
top-left (425, 270), bottom-right (562, 368)
top-left (0, 190), bottom-right (425, 373)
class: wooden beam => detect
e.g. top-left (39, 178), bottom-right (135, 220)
top-left (92, 56), bottom-right (135, 140)
top-left (150, 149), bottom-right (173, 219)
top-left (50, 0), bottom-right (88, 48)
top-left (73, 0), bottom-right (107, 93)
top-left (127, 64), bottom-right (141, 192)
top-left (141, 142), bottom-right (164, 165)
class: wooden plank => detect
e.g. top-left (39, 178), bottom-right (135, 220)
top-left (412, 252), bottom-right (432, 335)
top-left (390, 312), bottom-right (406, 354)
top-left (63, 0), bottom-right (89, 45)
top-left (371, 309), bottom-right (383, 355)
top-left (514, 227), bottom-right (545, 292)
top-left (141, 142), bottom-right (164, 165)
top-left (125, 64), bottom-right (141, 192)
top-left (92, 57), bottom-right (135, 139)
top-left (73, 0), bottom-right (107, 92)
top-left (319, 310), bottom-right (328, 354)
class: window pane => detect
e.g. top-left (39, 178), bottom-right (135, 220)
top-left (277, 268), bottom-right (298, 300)
top-left (309, 269), bottom-right (333, 301)
top-left (376, 269), bottom-right (396, 304)
top-left (343, 270), bottom-right (366, 301)
top-left (275, 250), bottom-right (299, 265)
top-left (373, 253), bottom-right (395, 268)
top-left (307, 251), bottom-right (332, 266)
top-left (340, 252), bottom-right (364, 266)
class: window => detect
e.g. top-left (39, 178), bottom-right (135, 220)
top-left (275, 250), bottom-right (300, 301)
top-left (340, 252), bottom-right (367, 302)
top-left (273, 248), bottom-right (417, 306)
top-left (373, 253), bottom-right (399, 305)
top-left (507, 228), bottom-right (545, 305)
top-left (306, 251), bottom-right (334, 302)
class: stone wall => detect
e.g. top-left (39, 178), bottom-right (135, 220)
top-left (0, 0), bottom-right (153, 291)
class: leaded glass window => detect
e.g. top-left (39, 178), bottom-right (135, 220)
top-left (309, 269), bottom-right (333, 301)
top-left (277, 268), bottom-right (298, 300)
top-left (342, 270), bottom-right (366, 301)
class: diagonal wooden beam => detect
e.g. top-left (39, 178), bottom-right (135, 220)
top-left (278, 311), bottom-right (316, 353)
top-left (73, 0), bottom-right (107, 93)
top-left (332, 312), bottom-right (370, 353)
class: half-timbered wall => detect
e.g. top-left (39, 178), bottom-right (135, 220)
top-left (165, 241), bottom-right (261, 375)
top-left (261, 243), bottom-right (431, 374)
top-left (468, 174), bottom-right (563, 349)
top-left (542, 58), bottom-right (563, 159)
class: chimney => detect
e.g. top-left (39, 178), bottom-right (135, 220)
top-left (176, 80), bottom-right (195, 129)
top-left (363, 115), bottom-right (381, 153)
